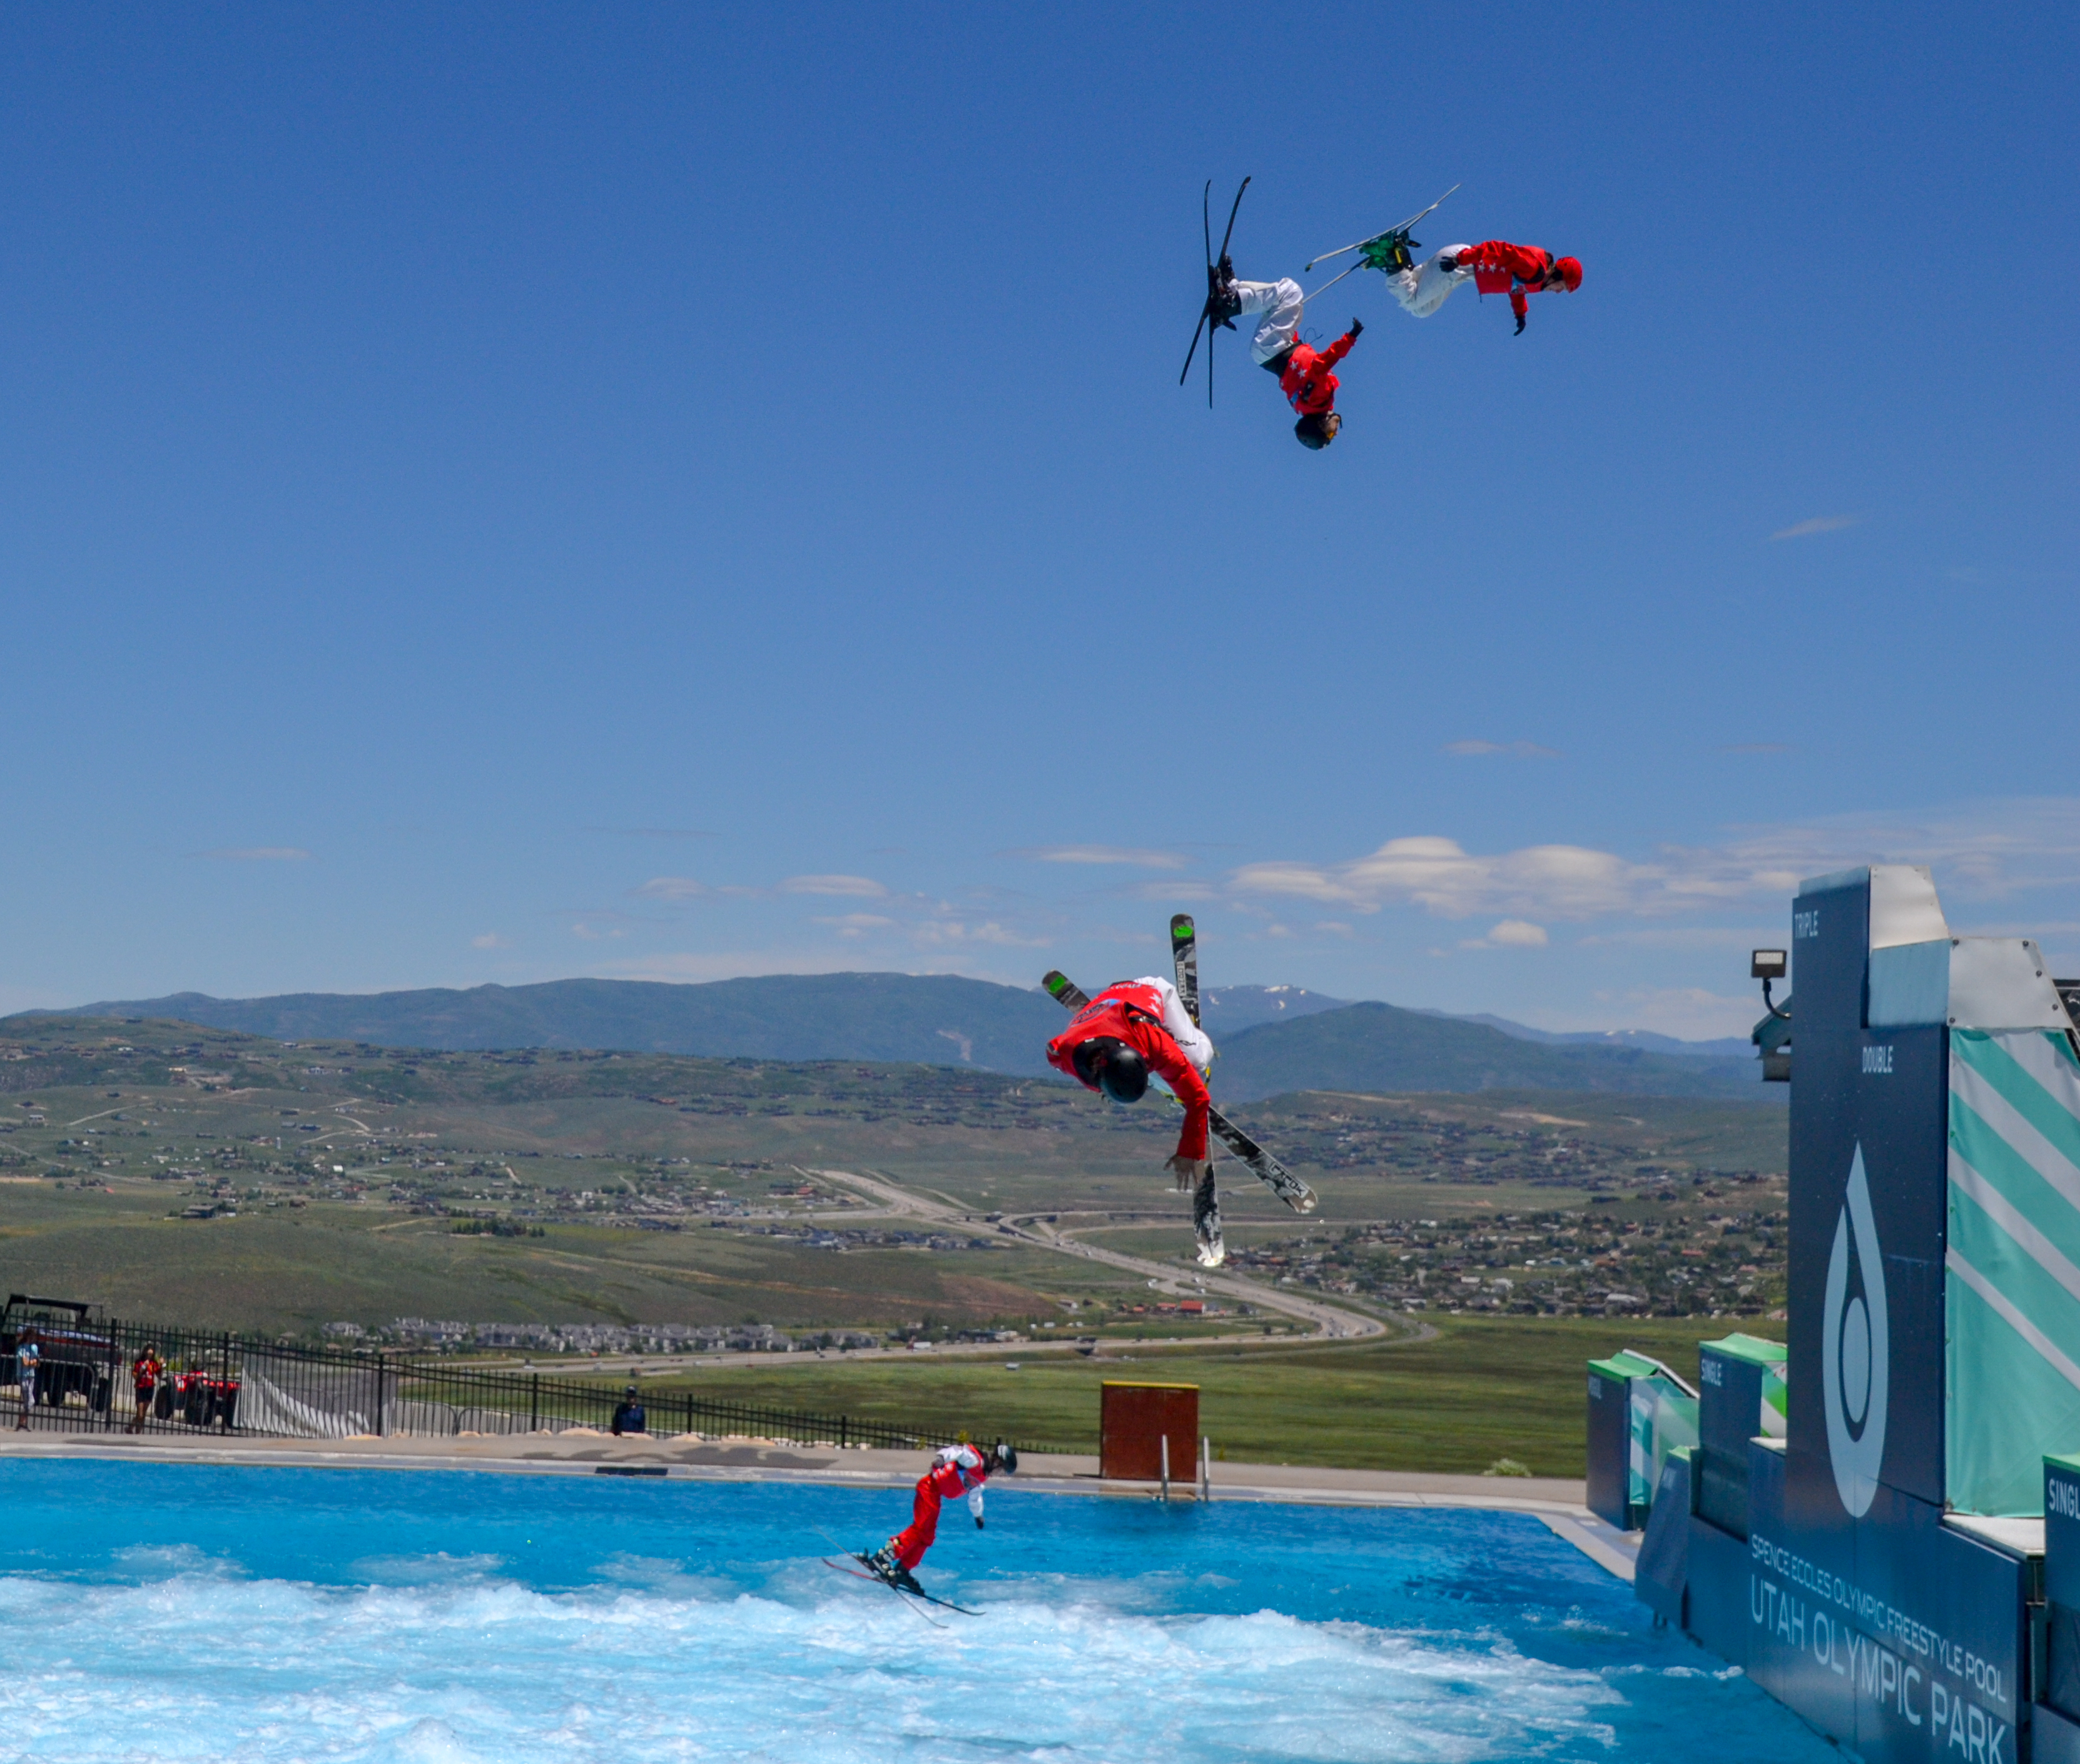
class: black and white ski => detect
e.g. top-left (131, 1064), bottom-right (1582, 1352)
top-left (1043, 970), bottom-right (1091, 1011)
top-left (1040, 968), bottom-right (1316, 1222)
top-left (823, 1556), bottom-right (979, 1619)
top-left (1165, 915), bottom-right (1220, 1265)
top-left (1170, 915), bottom-right (1200, 1026)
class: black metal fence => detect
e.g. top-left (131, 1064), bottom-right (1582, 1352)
top-left (0, 1315), bottom-right (1072, 1455)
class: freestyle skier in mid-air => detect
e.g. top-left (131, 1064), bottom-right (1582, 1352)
top-left (1046, 975), bottom-right (1217, 1185)
top-left (1209, 267), bottom-right (1365, 449)
top-left (864, 1441), bottom-right (1015, 1593)
top-left (1385, 238), bottom-right (1582, 334)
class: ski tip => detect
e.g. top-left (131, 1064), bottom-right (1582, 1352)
top-left (1043, 971), bottom-right (1070, 996)
top-left (1170, 915), bottom-right (1195, 940)
top-left (1291, 1191), bottom-right (1319, 1215)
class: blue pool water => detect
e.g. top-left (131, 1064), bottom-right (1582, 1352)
top-left (0, 1461), bottom-right (1829, 1763)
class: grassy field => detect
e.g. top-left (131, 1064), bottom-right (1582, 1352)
top-left (643, 1314), bottom-right (1777, 1476)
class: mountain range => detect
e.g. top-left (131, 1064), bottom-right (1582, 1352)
top-left (19, 973), bottom-right (1769, 1102)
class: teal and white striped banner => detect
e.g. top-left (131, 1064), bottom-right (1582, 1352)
top-left (1947, 1027), bottom-right (2080, 1514)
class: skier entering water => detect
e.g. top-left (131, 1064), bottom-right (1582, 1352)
top-left (1385, 239), bottom-right (1581, 333)
top-left (865, 1442), bottom-right (1015, 1591)
top-left (1047, 976), bottom-right (1216, 1188)
top-left (1209, 267), bottom-right (1364, 449)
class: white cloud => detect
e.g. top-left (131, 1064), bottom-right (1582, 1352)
top-left (192, 847), bottom-right (312, 861)
top-left (813, 913), bottom-right (896, 939)
top-left (1006, 845), bottom-right (1189, 869)
top-left (910, 919), bottom-right (1046, 948)
top-left (1229, 799), bottom-right (2080, 931)
top-left (780, 874), bottom-right (888, 898)
top-left (1470, 919), bottom-right (1549, 948)
top-left (1129, 879), bottom-right (1219, 903)
top-left (1231, 836), bottom-right (1675, 920)
top-left (632, 876), bottom-right (708, 901)
top-left (571, 922), bottom-right (626, 941)
top-left (1442, 740), bottom-right (1561, 758)
top-left (470, 933), bottom-right (509, 950)
top-left (1772, 514), bottom-right (1861, 540)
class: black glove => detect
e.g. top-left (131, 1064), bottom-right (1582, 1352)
top-left (975, 1516), bottom-right (985, 1530)
top-left (1514, 313), bottom-right (1526, 336)
top-left (1438, 254), bottom-right (1458, 273)
top-left (1349, 317), bottom-right (1364, 338)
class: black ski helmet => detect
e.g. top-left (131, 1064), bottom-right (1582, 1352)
top-left (1294, 412), bottom-right (1334, 449)
top-left (1097, 1045), bottom-right (1149, 1104)
top-left (1072, 1035), bottom-right (1148, 1103)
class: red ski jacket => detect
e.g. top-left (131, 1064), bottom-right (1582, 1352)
top-left (1460, 240), bottom-right (1555, 325)
top-left (925, 1448), bottom-right (988, 1504)
top-left (1047, 982), bottom-right (1211, 1162)
top-left (1279, 332), bottom-right (1357, 417)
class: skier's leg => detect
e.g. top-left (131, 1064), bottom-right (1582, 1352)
top-left (892, 1477), bottom-right (941, 1570)
top-left (1135, 976), bottom-right (1215, 1076)
top-left (1392, 246), bottom-right (1472, 318)
top-left (1232, 276), bottom-right (1304, 365)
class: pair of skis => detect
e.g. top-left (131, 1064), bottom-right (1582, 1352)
top-left (815, 1526), bottom-right (980, 1625)
top-left (823, 1554), bottom-right (979, 1624)
top-left (1177, 177), bottom-right (1251, 407)
top-left (1302, 184), bottom-right (1461, 298)
top-left (1043, 915), bottom-right (1316, 1272)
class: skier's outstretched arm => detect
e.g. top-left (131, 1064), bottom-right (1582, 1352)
top-left (1151, 1043), bottom-right (1211, 1177)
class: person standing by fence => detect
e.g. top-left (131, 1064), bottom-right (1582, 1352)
top-left (14, 1338), bottom-right (38, 1429)
top-left (129, 1344), bottom-right (163, 1434)
top-left (610, 1384), bottom-right (646, 1436)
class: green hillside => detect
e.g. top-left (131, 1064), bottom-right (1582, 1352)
top-left (1215, 1001), bottom-right (1771, 1103)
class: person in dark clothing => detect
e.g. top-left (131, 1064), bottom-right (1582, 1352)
top-left (610, 1384), bottom-right (646, 1436)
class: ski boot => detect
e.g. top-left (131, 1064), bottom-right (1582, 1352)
top-left (1361, 231), bottom-right (1418, 275)
top-left (1207, 255), bottom-right (1242, 327)
top-left (863, 1543), bottom-right (924, 1593)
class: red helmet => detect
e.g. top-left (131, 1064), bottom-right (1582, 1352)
top-left (1555, 256), bottom-right (1583, 291)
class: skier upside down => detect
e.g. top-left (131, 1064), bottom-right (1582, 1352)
top-left (1046, 975), bottom-right (1217, 1187)
top-left (1209, 268), bottom-right (1362, 450)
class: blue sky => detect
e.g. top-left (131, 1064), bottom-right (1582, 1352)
top-left (3, 3), bottom-right (2075, 1038)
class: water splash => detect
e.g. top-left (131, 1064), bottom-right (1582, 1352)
top-left (0, 1461), bottom-right (1830, 1764)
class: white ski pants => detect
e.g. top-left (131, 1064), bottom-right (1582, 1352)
top-left (1385, 245), bottom-right (1474, 318)
top-left (1129, 975), bottom-right (1215, 1077)
top-left (1233, 278), bottom-right (1304, 365)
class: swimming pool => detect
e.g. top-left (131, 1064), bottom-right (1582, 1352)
top-left (0, 1460), bottom-right (1832, 1763)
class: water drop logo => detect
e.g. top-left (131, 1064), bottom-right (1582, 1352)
top-left (1822, 1144), bottom-right (1889, 1516)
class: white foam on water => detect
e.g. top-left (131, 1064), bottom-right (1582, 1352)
top-left (0, 1568), bottom-right (1645, 1764)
